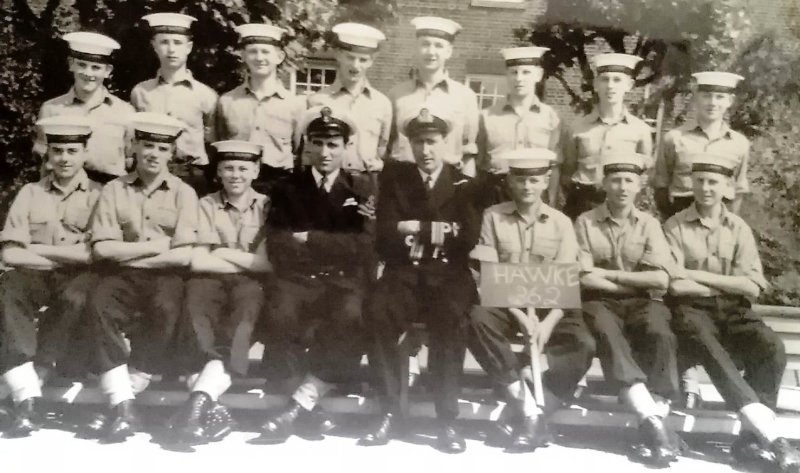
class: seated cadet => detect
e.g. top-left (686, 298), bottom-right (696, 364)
top-left (468, 148), bottom-right (596, 452)
top-left (132, 13), bottom-right (219, 195)
top-left (85, 112), bottom-right (199, 442)
top-left (169, 140), bottom-right (271, 444)
top-left (575, 152), bottom-right (680, 465)
top-left (34, 32), bottom-right (134, 184)
top-left (359, 107), bottom-right (480, 453)
top-left (257, 106), bottom-right (374, 442)
top-left (665, 153), bottom-right (800, 473)
top-left (0, 116), bottom-right (101, 437)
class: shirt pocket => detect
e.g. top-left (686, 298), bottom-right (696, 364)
top-left (622, 238), bottom-right (646, 266)
top-left (531, 236), bottom-right (560, 261)
top-left (524, 124), bottom-right (554, 149)
top-left (496, 237), bottom-right (521, 263)
top-left (154, 207), bottom-right (178, 234)
top-left (239, 224), bottom-right (262, 252)
top-left (683, 241), bottom-right (707, 269)
top-left (576, 134), bottom-right (597, 158)
top-left (62, 201), bottom-right (93, 232)
top-left (28, 208), bottom-right (52, 243)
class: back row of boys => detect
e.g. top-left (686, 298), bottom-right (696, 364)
top-left (7, 11), bottom-right (798, 472)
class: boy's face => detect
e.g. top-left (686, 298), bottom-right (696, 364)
top-left (242, 43), bottom-right (285, 77)
top-left (693, 90), bottom-right (733, 122)
top-left (47, 142), bottom-right (89, 180)
top-left (603, 172), bottom-right (642, 208)
top-left (506, 65), bottom-right (542, 98)
top-left (507, 172), bottom-right (549, 206)
top-left (692, 171), bottom-right (730, 207)
top-left (594, 72), bottom-right (633, 106)
top-left (336, 49), bottom-right (374, 84)
top-left (416, 36), bottom-right (452, 72)
top-left (217, 160), bottom-right (259, 196)
top-left (69, 57), bottom-right (113, 94)
top-left (135, 139), bottom-right (175, 177)
top-left (151, 33), bottom-right (193, 69)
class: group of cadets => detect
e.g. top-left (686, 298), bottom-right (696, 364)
top-left (0, 9), bottom-right (798, 472)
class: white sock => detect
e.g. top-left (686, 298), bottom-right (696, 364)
top-left (101, 365), bottom-right (135, 406)
top-left (506, 380), bottom-right (542, 417)
top-left (740, 402), bottom-right (778, 444)
top-left (409, 355), bottom-right (421, 376)
top-left (292, 374), bottom-right (333, 411)
top-left (2, 362), bottom-right (42, 404)
top-left (620, 383), bottom-right (661, 420)
top-left (185, 372), bottom-right (200, 391)
top-left (652, 394), bottom-right (672, 418)
top-left (128, 368), bottom-right (152, 395)
top-left (191, 360), bottom-right (232, 402)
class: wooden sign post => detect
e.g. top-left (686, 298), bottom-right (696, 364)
top-left (479, 262), bottom-right (582, 407)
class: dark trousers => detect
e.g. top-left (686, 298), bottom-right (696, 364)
top-left (86, 270), bottom-right (186, 375)
top-left (563, 183), bottom-right (606, 221)
top-left (670, 295), bottom-right (786, 409)
top-left (260, 275), bottom-right (364, 384)
top-left (183, 274), bottom-right (265, 376)
top-left (0, 269), bottom-right (97, 373)
top-left (366, 265), bottom-right (476, 420)
top-left (582, 296), bottom-right (678, 399)
top-left (467, 306), bottom-right (596, 401)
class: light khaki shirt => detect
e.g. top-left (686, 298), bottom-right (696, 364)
top-left (216, 82), bottom-right (305, 169)
top-left (477, 97), bottom-right (561, 173)
top-left (1, 170), bottom-right (101, 246)
top-left (130, 69), bottom-right (218, 166)
top-left (34, 88), bottom-right (135, 176)
top-left (90, 172), bottom-right (198, 247)
top-left (197, 188), bottom-right (268, 253)
top-left (664, 203), bottom-right (767, 290)
top-left (654, 121), bottom-right (750, 199)
top-left (562, 110), bottom-right (653, 186)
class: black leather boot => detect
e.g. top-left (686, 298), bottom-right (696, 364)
top-left (172, 391), bottom-right (211, 444)
top-left (436, 422), bottom-right (466, 454)
top-left (204, 401), bottom-right (236, 442)
top-left (4, 398), bottom-right (41, 438)
top-left (638, 415), bottom-right (679, 465)
top-left (508, 414), bottom-right (551, 452)
top-left (258, 401), bottom-right (302, 442)
top-left (358, 413), bottom-right (399, 446)
top-left (770, 437), bottom-right (800, 473)
top-left (105, 400), bottom-right (140, 443)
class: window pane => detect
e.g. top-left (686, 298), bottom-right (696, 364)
top-left (324, 69), bottom-right (337, 83)
top-left (469, 80), bottom-right (483, 93)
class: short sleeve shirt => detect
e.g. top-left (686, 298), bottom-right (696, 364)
top-left (306, 80), bottom-right (392, 172)
top-left (216, 82), bottom-right (305, 170)
top-left (34, 89), bottom-right (135, 177)
top-left (130, 70), bottom-right (218, 166)
top-left (1, 170), bottom-right (101, 247)
top-left (197, 189), bottom-right (268, 253)
top-left (387, 76), bottom-right (480, 165)
top-left (654, 121), bottom-right (750, 199)
top-left (575, 203), bottom-right (676, 277)
top-left (90, 172), bottom-right (198, 247)
top-left (473, 201), bottom-right (578, 264)
top-left (663, 204), bottom-right (767, 290)
top-left (563, 110), bottom-right (653, 186)
top-left (477, 98), bottom-right (561, 173)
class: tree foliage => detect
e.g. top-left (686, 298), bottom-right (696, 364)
top-left (0, 0), bottom-right (396, 219)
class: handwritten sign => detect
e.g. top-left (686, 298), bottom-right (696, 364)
top-left (479, 262), bottom-right (582, 308)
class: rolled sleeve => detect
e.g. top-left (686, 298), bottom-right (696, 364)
top-left (733, 224), bottom-right (768, 290)
top-left (171, 186), bottom-right (199, 248)
top-left (574, 214), bottom-right (595, 272)
top-left (89, 185), bottom-right (123, 243)
top-left (663, 217), bottom-right (688, 280)
top-left (0, 185), bottom-right (34, 247)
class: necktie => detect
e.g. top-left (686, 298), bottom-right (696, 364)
top-left (319, 174), bottom-right (328, 193)
top-left (425, 174), bottom-right (434, 190)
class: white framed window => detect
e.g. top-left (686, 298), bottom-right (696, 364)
top-left (466, 74), bottom-right (507, 109)
top-left (292, 63), bottom-right (337, 96)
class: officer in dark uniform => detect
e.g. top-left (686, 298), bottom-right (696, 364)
top-left (575, 152), bottom-right (680, 465)
top-left (665, 153), bottom-right (800, 472)
top-left (169, 140), bottom-right (270, 444)
top-left (0, 116), bottom-right (101, 437)
top-left (257, 106), bottom-right (374, 442)
top-left (359, 106), bottom-right (481, 453)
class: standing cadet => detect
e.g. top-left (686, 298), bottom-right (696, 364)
top-left (467, 148), bottom-right (596, 452)
top-left (561, 53), bottom-right (652, 220)
top-left (665, 153), bottom-right (800, 472)
top-left (306, 22), bottom-right (391, 183)
top-left (477, 47), bottom-right (562, 206)
top-left (654, 72), bottom-right (749, 218)
top-left (132, 12), bottom-right (219, 195)
top-left (84, 112), bottom-right (198, 442)
top-left (386, 17), bottom-right (480, 177)
top-left (34, 32), bottom-right (135, 184)
top-left (257, 107), bottom-right (374, 442)
top-left (0, 116), bottom-right (101, 437)
top-left (217, 23), bottom-right (305, 197)
top-left (170, 140), bottom-right (270, 444)
top-left (575, 152), bottom-right (680, 465)
top-left (359, 107), bottom-right (480, 453)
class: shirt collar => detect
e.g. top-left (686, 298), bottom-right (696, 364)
top-left (122, 171), bottom-right (176, 191)
top-left (686, 120), bottom-right (733, 139)
top-left (594, 202), bottom-right (641, 225)
top-left (219, 187), bottom-right (259, 212)
top-left (157, 68), bottom-right (194, 88)
top-left (312, 167), bottom-right (340, 191)
top-left (588, 108), bottom-right (632, 125)
top-left (501, 200), bottom-right (549, 225)
top-left (244, 79), bottom-right (288, 99)
top-left (418, 163), bottom-right (444, 187)
top-left (414, 71), bottom-right (450, 92)
top-left (45, 169), bottom-right (90, 195)
top-left (332, 79), bottom-right (373, 98)
top-left (67, 87), bottom-right (113, 108)
top-left (501, 96), bottom-right (542, 114)
top-left (683, 202), bottom-right (733, 228)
